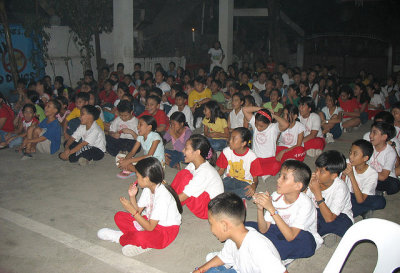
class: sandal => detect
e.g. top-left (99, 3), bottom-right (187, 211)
top-left (0, 144), bottom-right (8, 149)
top-left (117, 170), bottom-right (136, 179)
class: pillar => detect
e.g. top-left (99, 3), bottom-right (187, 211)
top-left (218, 0), bottom-right (233, 70)
top-left (113, 0), bottom-right (134, 72)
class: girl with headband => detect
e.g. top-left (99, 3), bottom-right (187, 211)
top-left (171, 134), bottom-right (223, 219)
top-left (243, 106), bottom-right (289, 181)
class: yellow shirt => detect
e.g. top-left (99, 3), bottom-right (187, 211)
top-left (66, 107), bottom-right (105, 130)
top-left (188, 88), bottom-right (212, 108)
top-left (202, 117), bottom-right (228, 139)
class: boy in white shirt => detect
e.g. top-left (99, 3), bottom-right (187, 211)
top-left (306, 150), bottom-right (353, 238)
top-left (106, 100), bottom-right (139, 156)
top-left (167, 92), bottom-right (194, 131)
top-left (247, 160), bottom-right (323, 260)
top-left (341, 139), bottom-right (386, 218)
top-left (59, 105), bottom-right (106, 166)
top-left (193, 192), bottom-right (286, 273)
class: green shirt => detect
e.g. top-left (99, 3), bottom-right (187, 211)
top-left (286, 97), bottom-right (300, 107)
top-left (35, 104), bottom-right (46, 122)
top-left (212, 92), bottom-right (226, 104)
top-left (263, 102), bottom-right (283, 113)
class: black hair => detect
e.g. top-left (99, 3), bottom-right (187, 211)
top-left (299, 96), bottom-right (315, 113)
top-left (288, 84), bottom-right (300, 95)
top-left (340, 85), bottom-right (354, 97)
top-left (208, 192), bottom-right (245, 223)
top-left (76, 92), bottom-right (90, 102)
top-left (175, 91), bottom-right (188, 100)
top-left (134, 63), bottom-right (141, 68)
top-left (371, 121), bottom-right (396, 141)
top-left (238, 84), bottom-right (250, 93)
top-left (22, 103), bottom-right (36, 113)
top-left (117, 100), bottom-right (133, 113)
top-left (315, 150), bottom-right (347, 175)
top-left (139, 115), bottom-right (157, 131)
top-left (17, 78), bottom-right (26, 86)
top-left (139, 83), bottom-right (151, 93)
top-left (117, 63), bottom-right (124, 69)
top-left (102, 66), bottom-right (110, 73)
top-left (48, 99), bottom-right (61, 114)
top-left (188, 134), bottom-right (217, 166)
top-left (150, 87), bottom-right (163, 98)
top-left (104, 79), bottom-right (114, 87)
top-left (169, 111), bottom-right (188, 128)
top-left (81, 104), bottom-right (100, 120)
top-left (270, 88), bottom-right (281, 97)
top-left (204, 100), bottom-right (226, 124)
top-left (26, 91), bottom-right (39, 103)
top-left (87, 91), bottom-right (99, 105)
top-left (352, 139), bottom-right (373, 160)
top-left (135, 157), bottom-right (183, 214)
top-left (392, 102), bottom-right (400, 111)
top-left (244, 95), bottom-right (256, 106)
top-left (325, 92), bottom-right (338, 103)
top-left (284, 104), bottom-right (299, 124)
top-left (232, 127), bottom-right (252, 148)
top-left (84, 70), bottom-right (94, 77)
top-left (281, 160), bottom-right (312, 191)
top-left (194, 76), bottom-right (206, 85)
top-left (54, 76), bottom-right (64, 85)
top-left (122, 93), bottom-right (134, 103)
top-left (117, 82), bottom-right (130, 95)
top-left (232, 92), bottom-right (245, 104)
top-left (171, 84), bottom-right (183, 93)
top-left (147, 95), bottom-right (161, 105)
top-left (255, 108), bottom-right (273, 125)
top-left (56, 95), bottom-right (69, 107)
top-left (124, 74), bottom-right (133, 81)
top-left (211, 79), bottom-right (222, 89)
top-left (374, 111), bottom-right (394, 125)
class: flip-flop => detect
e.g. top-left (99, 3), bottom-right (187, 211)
top-left (117, 170), bottom-right (136, 179)
top-left (0, 145), bottom-right (8, 149)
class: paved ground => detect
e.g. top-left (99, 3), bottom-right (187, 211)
top-left (0, 121), bottom-right (399, 273)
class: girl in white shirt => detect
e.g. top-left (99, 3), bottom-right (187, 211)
top-left (171, 134), bottom-right (224, 219)
top-left (228, 92), bottom-right (247, 131)
top-left (243, 106), bottom-right (289, 178)
top-left (97, 157), bottom-right (182, 256)
top-left (276, 104), bottom-right (306, 162)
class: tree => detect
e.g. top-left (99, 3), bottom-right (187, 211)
top-left (52, 0), bottom-right (112, 76)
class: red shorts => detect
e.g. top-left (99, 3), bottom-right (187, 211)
top-left (276, 146), bottom-right (306, 162)
top-left (114, 212), bottom-right (180, 249)
top-left (250, 157), bottom-right (281, 177)
top-left (304, 137), bottom-right (325, 151)
top-left (171, 169), bottom-right (211, 219)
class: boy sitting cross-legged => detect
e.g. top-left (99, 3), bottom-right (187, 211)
top-left (193, 192), bottom-right (286, 273)
top-left (246, 160), bottom-right (323, 262)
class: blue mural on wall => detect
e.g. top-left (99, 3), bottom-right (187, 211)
top-left (0, 24), bottom-right (45, 97)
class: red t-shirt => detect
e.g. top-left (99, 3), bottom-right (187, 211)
top-left (129, 86), bottom-right (136, 95)
top-left (339, 97), bottom-right (359, 118)
top-left (138, 109), bottom-right (169, 131)
top-left (99, 90), bottom-right (118, 104)
top-left (0, 104), bottom-right (15, 132)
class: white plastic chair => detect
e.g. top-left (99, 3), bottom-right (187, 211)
top-left (324, 218), bottom-right (400, 273)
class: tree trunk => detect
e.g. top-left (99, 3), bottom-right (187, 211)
top-left (83, 45), bottom-right (92, 72)
top-left (0, 0), bottom-right (19, 89)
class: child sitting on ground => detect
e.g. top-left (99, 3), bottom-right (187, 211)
top-left (341, 139), bottom-right (386, 218)
top-left (171, 134), bottom-right (223, 219)
top-left (99, 79), bottom-right (118, 108)
top-left (167, 91), bottom-right (194, 131)
top-left (203, 100), bottom-right (229, 151)
top-left (193, 192), bottom-right (286, 273)
top-left (286, 84), bottom-right (300, 107)
top-left (227, 92), bottom-right (247, 131)
top-left (189, 76), bottom-right (212, 128)
top-left (164, 112), bottom-right (192, 169)
top-left (59, 105), bottom-right (105, 165)
top-left (298, 97), bottom-right (325, 157)
top-left (117, 115), bottom-right (165, 178)
top-left (137, 95), bottom-right (169, 133)
top-left (246, 160), bottom-right (323, 261)
top-left (216, 127), bottom-right (259, 200)
top-left (306, 150), bottom-right (353, 238)
top-left (106, 100), bottom-right (139, 157)
top-left (243, 106), bottom-right (289, 180)
top-left (263, 89), bottom-right (283, 116)
top-left (319, 93), bottom-right (343, 143)
top-left (97, 157), bottom-right (182, 256)
top-left (338, 86), bottom-right (361, 132)
top-left (20, 99), bottom-right (62, 157)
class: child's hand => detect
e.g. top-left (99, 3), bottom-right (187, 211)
top-left (128, 182), bottom-right (138, 197)
top-left (309, 172), bottom-right (321, 194)
top-left (119, 197), bottom-right (135, 214)
top-left (117, 157), bottom-right (131, 169)
top-left (244, 184), bottom-right (256, 198)
top-left (275, 150), bottom-right (285, 162)
top-left (254, 192), bottom-right (274, 212)
top-left (342, 163), bottom-right (353, 177)
top-left (121, 128), bottom-right (134, 135)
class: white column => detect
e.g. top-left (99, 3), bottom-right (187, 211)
top-left (218, 0), bottom-right (233, 70)
top-left (113, 0), bottom-right (134, 72)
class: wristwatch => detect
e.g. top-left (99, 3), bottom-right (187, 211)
top-left (270, 210), bottom-right (279, 216)
top-left (316, 198), bottom-right (325, 205)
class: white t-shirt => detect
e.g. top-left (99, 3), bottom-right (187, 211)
top-left (306, 177), bottom-right (354, 223)
top-left (251, 91), bottom-right (263, 107)
top-left (370, 94), bottom-right (383, 108)
top-left (110, 116), bottom-right (138, 140)
top-left (218, 147), bottom-right (258, 183)
top-left (72, 122), bottom-right (106, 152)
top-left (278, 121), bottom-right (305, 148)
top-left (218, 227), bottom-right (286, 273)
top-left (253, 81), bottom-right (266, 92)
top-left (344, 163), bottom-right (378, 196)
top-left (137, 131), bottom-right (165, 164)
top-left (156, 81), bottom-right (171, 94)
top-left (229, 109), bottom-right (245, 129)
top-left (137, 184), bottom-right (181, 227)
top-left (249, 116), bottom-right (280, 158)
top-left (321, 106), bottom-right (343, 120)
top-left (369, 144), bottom-right (397, 178)
top-left (168, 105), bottom-right (194, 131)
top-left (363, 131), bottom-right (400, 157)
top-left (264, 192), bottom-right (323, 248)
top-left (184, 161), bottom-right (224, 198)
top-left (208, 48), bottom-right (224, 65)
top-left (395, 126), bottom-right (400, 141)
top-left (299, 113), bottom-right (323, 138)
top-left (114, 99), bottom-right (121, 108)
top-left (281, 73), bottom-right (290, 87)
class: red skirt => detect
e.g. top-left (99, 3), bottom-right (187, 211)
top-left (250, 157), bottom-right (282, 177)
top-left (276, 146), bottom-right (306, 162)
top-left (304, 137), bottom-right (325, 151)
top-left (171, 169), bottom-right (211, 219)
top-left (114, 212), bottom-right (180, 249)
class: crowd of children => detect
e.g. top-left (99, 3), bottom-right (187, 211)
top-left (2, 59), bottom-right (400, 272)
